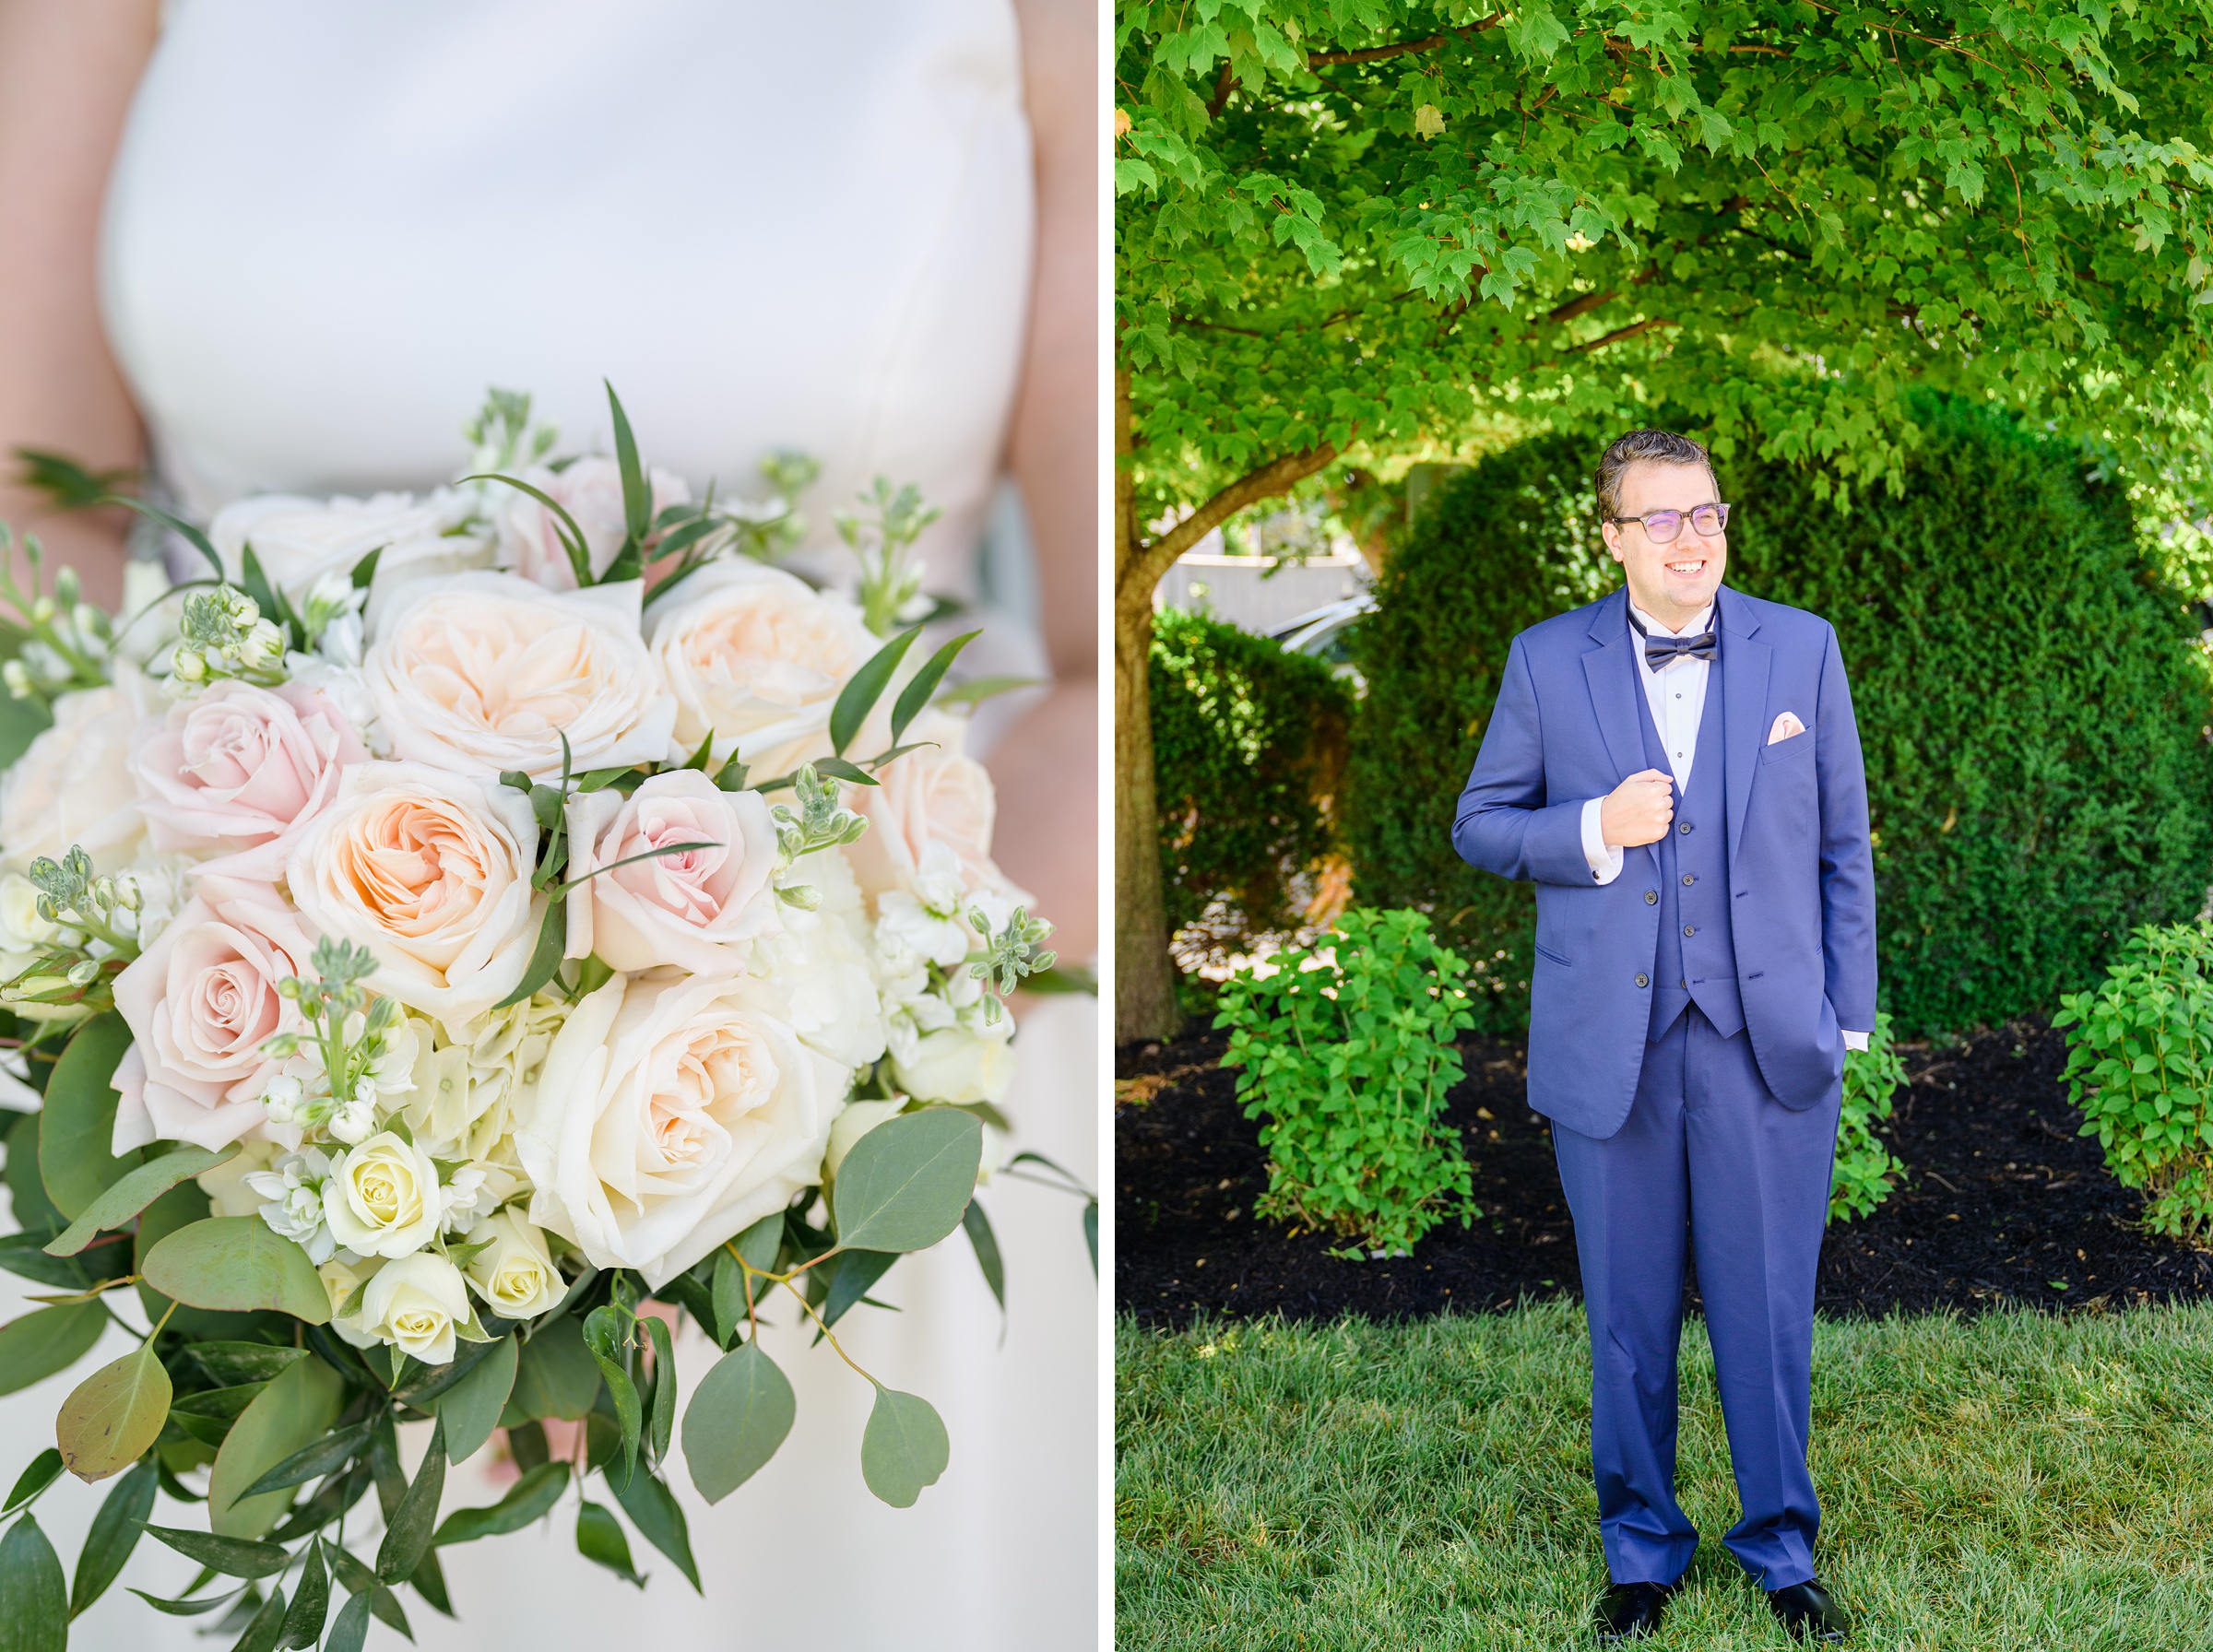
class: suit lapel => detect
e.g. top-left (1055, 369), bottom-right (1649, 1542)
top-left (1580, 589), bottom-right (1646, 787)
top-left (1717, 585), bottom-right (1770, 867)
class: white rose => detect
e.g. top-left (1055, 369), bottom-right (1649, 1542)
top-left (323, 1128), bottom-right (442, 1259)
top-left (562, 771), bottom-right (780, 976)
top-left (363, 572), bottom-right (675, 782)
top-left (892, 1022), bottom-right (1016, 1107)
top-left (515, 970), bottom-right (848, 1287)
top-left (285, 761), bottom-right (544, 1024)
top-left (318, 1257), bottom-right (384, 1350)
top-left (492, 456), bottom-right (691, 593)
top-left (461, 1210), bottom-right (565, 1320)
top-left (360, 1251), bottom-right (470, 1364)
top-left (823, 1098), bottom-right (904, 1179)
top-left (643, 562), bottom-right (880, 778)
top-left (0, 666), bottom-right (153, 874)
top-left (208, 490), bottom-right (493, 607)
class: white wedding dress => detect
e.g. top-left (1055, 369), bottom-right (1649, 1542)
top-left (0, 4), bottom-right (1098, 1649)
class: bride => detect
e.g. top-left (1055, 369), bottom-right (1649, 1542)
top-left (0, 3), bottom-right (1097, 1647)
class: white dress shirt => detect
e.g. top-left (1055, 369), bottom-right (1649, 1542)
top-left (1576, 597), bottom-right (1868, 1051)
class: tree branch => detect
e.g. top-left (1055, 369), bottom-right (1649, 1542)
top-left (1307, 17), bottom-right (1504, 69)
top-left (1207, 62), bottom-right (1237, 118)
top-left (1118, 442), bottom-right (1342, 607)
top-left (1568, 317), bottom-right (1679, 353)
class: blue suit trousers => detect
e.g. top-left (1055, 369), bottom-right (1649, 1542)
top-left (1551, 1006), bottom-right (1842, 1589)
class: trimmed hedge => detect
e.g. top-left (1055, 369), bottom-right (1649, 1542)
top-left (1151, 607), bottom-right (1355, 960)
top-left (1348, 402), bottom-right (2213, 1037)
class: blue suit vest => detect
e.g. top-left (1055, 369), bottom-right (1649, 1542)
top-left (1637, 651), bottom-right (1745, 1041)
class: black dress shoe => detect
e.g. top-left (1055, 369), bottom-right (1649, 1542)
top-left (1593, 1580), bottom-right (1675, 1642)
top-left (1765, 1577), bottom-right (1851, 1642)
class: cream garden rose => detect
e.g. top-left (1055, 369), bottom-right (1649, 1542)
top-left (285, 761), bottom-right (543, 1023)
top-left (360, 1251), bottom-right (470, 1365)
top-left (461, 1210), bottom-right (565, 1318)
top-left (324, 1128), bottom-right (442, 1258)
top-left (515, 970), bottom-right (847, 1285)
top-left (643, 562), bottom-right (880, 777)
top-left (363, 572), bottom-right (677, 781)
top-left (846, 709), bottom-right (1019, 904)
top-left (562, 770), bottom-right (780, 976)
top-left (129, 678), bottom-right (368, 879)
top-left (893, 1021), bottom-right (1016, 1107)
top-left (110, 875), bottom-right (318, 1154)
top-left (0, 667), bottom-right (152, 875)
top-left (493, 456), bottom-right (691, 592)
top-left (209, 490), bottom-right (491, 606)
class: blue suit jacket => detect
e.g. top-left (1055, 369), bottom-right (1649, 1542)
top-left (1451, 584), bottom-right (1877, 1139)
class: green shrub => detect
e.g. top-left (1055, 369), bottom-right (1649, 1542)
top-left (2056, 922), bottom-right (2213, 1241)
top-left (1213, 906), bottom-right (1477, 1256)
top-left (1343, 435), bottom-right (1615, 1032)
top-left (1831, 1011), bottom-right (1909, 1222)
top-left (1151, 607), bottom-right (1355, 962)
top-left (1350, 402), bottom-right (2213, 1037)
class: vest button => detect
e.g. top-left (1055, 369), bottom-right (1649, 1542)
top-left (1635, 974), bottom-right (1649, 988)
top-left (1678, 821), bottom-right (1692, 834)
top-left (1682, 874), bottom-right (1695, 886)
top-left (1644, 890), bottom-right (1657, 905)
top-left (1683, 925), bottom-right (1696, 937)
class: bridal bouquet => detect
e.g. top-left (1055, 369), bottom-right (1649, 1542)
top-left (0, 388), bottom-right (1067, 1643)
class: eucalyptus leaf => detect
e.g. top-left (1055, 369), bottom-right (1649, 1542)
top-left (70, 1457), bottom-right (155, 1618)
top-left (831, 1106), bottom-right (984, 1253)
top-left (0, 1228), bottom-right (88, 1295)
top-left (140, 1218), bottom-right (329, 1323)
top-left (682, 1340), bottom-right (794, 1504)
top-left (890, 629), bottom-right (982, 742)
top-left (433, 1461), bottom-right (566, 1547)
top-left (1, 1450), bottom-right (61, 1516)
top-left (207, 1355), bottom-right (345, 1539)
top-left (138, 1525), bottom-right (291, 1579)
top-left (55, 1341), bottom-right (171, 1481)
top-left (508, 1314), bottom-right (600, 1421)
top-left (375, 1413), bottom-right (444, 1585)
top-left (819, 1247), bottom-right (897, 1329)
top-left (574, 1500), bottom-right (645, 1587)
top-left (0, 1302), bottom-right (107, 1397)
top-left (38, 1012), bottom-right (139, 1221)
top-left (4, 1113), bottom-right (63, 1233)
top-left (734, 1211), bottom-right (783, 1275)
top-left (434, 1332), bottom-right (516, 1466)
top-left (829, 625), bottom-right (922, 755)
top-left (136, 1184), bottom-right (269, 1341)
top-left (709, 1251), bottom-right (743, 1351)
top-left (609, 1467), bottom-right (698, 1593)
top-left (0, 1514), bottom-right (66, 1652)
top-left (859, 1385), bottom-right (950, 1508)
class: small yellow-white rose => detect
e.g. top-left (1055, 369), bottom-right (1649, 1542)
top-left (318, 1257), bottom-right (384, 1350)
top-left (461, 1210), bottom-right (565, 1320)
top-left (892, 1023), bottom-right (1016, 1107)
top-left (323, 1129), bottom-right (441, 1258)
top-left (361, 1251), bottom-right (470, 1365)
top-left (364, 572), bottom-right (676, 781)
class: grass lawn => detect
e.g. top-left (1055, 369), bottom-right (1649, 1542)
top-left (1117, 1302), bottom-right (2213, 1650)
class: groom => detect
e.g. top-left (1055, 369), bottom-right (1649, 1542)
top-left (1451, 430), bottom-right (1875, 1644)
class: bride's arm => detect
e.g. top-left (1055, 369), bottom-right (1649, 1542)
top-left (0, 0), bottom-right (160, 610)
top-left (995, 0), bottom-right (1099, 963)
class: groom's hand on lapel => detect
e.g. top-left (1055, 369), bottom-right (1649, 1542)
top-left (1600, 768), bottom-right (1676, 847)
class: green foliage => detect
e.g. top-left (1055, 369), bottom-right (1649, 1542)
top-left (683, 1341), bottom-right (796, 1505)
top-left (1726, 398), bottom-right (2213, 1034)
top-left (53, 1343), bottom-right (171, 1482)
top-left (36, 1012), bottom-right (138, 1221)
top-left (207, 1356), bottom-right (345, 1539)
top-left (1151, 607), bottom-right (1355, 959)
top-left (860, 1385), bottom-right (952, 1508)
top-left (1350, 405), bottom-right (2213, 1036)
top-left (0, 1512), bottom-right (66, 1652)
top-left (2056, 923), bottom-right (2213, 1241)
top-left (831, 1106), bottom-right (984, 1253)
top-left (433, 1332), bottom-right (516, 1466)
top-left (1118, 1), bottom-right (2213, 527)
top-left (1831, 1012), bottom-right (1910, 1223)
top-left (0, 1304), bottom-right (106, 1398)
top-left (1214, 907), bottom-right (1478, 1255)
top-left (138, 1219), bottom-right (332, 1325)
top-left (1345, 433), bottom-right (1613, 1032)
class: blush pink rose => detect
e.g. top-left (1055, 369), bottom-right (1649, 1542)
top-left (129, 679), bottom-right (369, 880)
top-left (495, 456), bottom-right (692, 593)
top-left (846, 710), bottom-right (1019, 903)
top-left (562, 771), bottom-right (780, 977)
top-left (111, 874), bottom-right (316, 1154)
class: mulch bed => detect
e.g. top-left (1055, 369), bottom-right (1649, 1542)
top-left (1115, 1014), bottom-right (2213, 1329)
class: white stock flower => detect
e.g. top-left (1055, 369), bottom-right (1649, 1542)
top-left (363, 572), bottom-right (676, 781)
top-left (208, 490), bottom-right (492, 607)
top-left (244, 1149), bottom-right (337, 1264)
top-left (461, 1210), bottom-right (565, 1320)
top-left (515, 970), bottom-right (848, 1287)
top-left (361, 1251), bottom-right (471, 1364)
top-left (285, 761), bottom-right (544, 1024)
top-left (0, 667), bottom-right (154, 875)
top-left (643, 561), bottom-right (880, 777)
top-left (741, 851), bottom-right (885, 1070)
top-left (439, 1163), bottom-right (496, 1233)
top-left (323, 1129), bottom-right (442, 1259)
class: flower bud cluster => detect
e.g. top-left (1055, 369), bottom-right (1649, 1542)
top-left (171, 585), bottom-right (287, 689)
top-left (0, 844), bottom-right (148, 1017)
top-left (0, 551), bottom-right (115, 709)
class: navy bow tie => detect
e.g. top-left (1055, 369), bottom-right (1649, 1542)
top-left (1628, 609), bottom-right (1717, 669)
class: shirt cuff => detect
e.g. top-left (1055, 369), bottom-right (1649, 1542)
top-left (1841, 1029), bottom-right (1870, 1053)
top-left (1579, 797), bottom-right (1624, 886)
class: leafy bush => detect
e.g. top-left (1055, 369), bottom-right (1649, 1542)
top-left (1343, 435), bottom-right (1615, 1032)
top-left (1152, 607), bottom-right (1355, 962)
top-left (1831, 1012), bottom-right (1909, 1222)
top-left (1350, 402), bottom-right (2213, 1037)
top-left (2056, 923), bottom-right (2213, 1241)
top-left (1213, 907), bottom-right (1477, 1256)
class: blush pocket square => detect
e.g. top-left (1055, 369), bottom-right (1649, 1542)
top-left (1768, 711), bottom-right (1806, 745)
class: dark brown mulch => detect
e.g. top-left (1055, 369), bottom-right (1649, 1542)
top-left (1115, 1014), bottom-right (2213, 1330)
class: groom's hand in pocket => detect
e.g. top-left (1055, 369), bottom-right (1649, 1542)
top-left (1600, 768), bottom-right (1675, 847)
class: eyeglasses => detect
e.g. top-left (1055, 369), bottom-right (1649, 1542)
top-left (1606, 502), bottom-right (1731, 544)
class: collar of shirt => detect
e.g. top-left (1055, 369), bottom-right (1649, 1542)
top-left (1628, 599), bottom-right (1714, 678)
